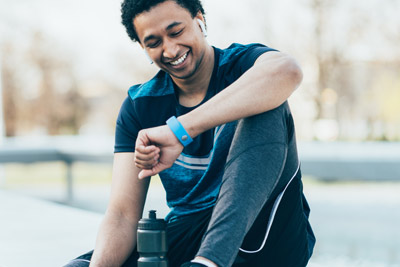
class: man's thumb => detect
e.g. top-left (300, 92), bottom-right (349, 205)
top-left (138, 169), bottom-right (154, 179)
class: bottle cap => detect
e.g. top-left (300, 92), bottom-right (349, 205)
top-left (138, 210), bottom-right (166, 230)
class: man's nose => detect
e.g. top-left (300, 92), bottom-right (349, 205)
top-left (162, 39), bottom-right (179, 59)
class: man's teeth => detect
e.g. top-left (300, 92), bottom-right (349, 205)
top-left (170, 53), bottom-right (187, 66)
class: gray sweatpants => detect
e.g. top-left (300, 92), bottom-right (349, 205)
top-left (197, 102), bottom-right (312, 266)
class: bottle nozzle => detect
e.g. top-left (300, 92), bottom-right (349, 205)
top-left (149, 210), bottom-right (157, 219)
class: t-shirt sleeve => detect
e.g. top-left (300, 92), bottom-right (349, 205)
top-left (114, 96), bottom-right (141, 153)
top-left (217, 44), bottom-right (278, 89)
top-left (236, 44), bottom-right (278, 74)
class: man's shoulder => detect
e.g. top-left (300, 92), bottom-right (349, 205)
top-left (217, 43), bottom-right (273, 66)
top-left (224, 42), bottom-right (265, 51)
top-left (127, 70), bottom-right (175, 101)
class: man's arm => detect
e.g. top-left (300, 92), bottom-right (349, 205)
top-left (180, 51), bottom-right (302, 137)
top-left (135, 52), bottom-right (303, 178)
top-left (90, 152), bottom-right (150, 267)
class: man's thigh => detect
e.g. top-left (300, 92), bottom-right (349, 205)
top-left (128, 208), bottom-right (213, 267)
top-left (64, 250), bottom-right (139, 267)
top-left (64, 209), bottom-right (211, 267)
top-left (166, 208), bottom-right (213, 267)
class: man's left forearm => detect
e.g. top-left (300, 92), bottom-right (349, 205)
top-left (179, 51), bottom-right (303, 138)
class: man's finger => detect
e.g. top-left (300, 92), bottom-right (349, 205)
top-left (135, 150), bottom-right (159, 161)
top-left (135, 145), bottom-right (159, 154)
top-left (135, 158), bottom-right (159, 169)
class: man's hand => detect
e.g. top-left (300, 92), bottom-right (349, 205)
top-left (135, 125), bottom-right (184, 179)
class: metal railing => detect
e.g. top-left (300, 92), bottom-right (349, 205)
top-left (1, 136), bottom-right (399, 202)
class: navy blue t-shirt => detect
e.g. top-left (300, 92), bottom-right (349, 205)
top-left (115, 43), bottom-right (276, 220)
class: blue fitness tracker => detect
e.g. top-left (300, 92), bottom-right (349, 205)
top-left (166, 116), bottom-right (193, 147)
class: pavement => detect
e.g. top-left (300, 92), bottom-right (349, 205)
top-left (1, 180), bottom-right (400, 267)
top-left (0, 190), bottom-right (101, 267)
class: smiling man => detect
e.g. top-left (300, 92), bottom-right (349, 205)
top-left (65, 0), bottom-right (315, 266)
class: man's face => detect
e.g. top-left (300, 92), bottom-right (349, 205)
top-left (133, 1), bottom-right (207, 80)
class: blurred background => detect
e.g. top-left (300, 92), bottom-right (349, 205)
top-left (0, 0), bottom-right (399, 266)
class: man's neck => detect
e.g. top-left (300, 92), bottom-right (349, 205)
top-left (172, 45), bottom-right (215, 107)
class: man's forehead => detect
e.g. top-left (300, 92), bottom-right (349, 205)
top-left (134, 2), bottom-right (193, 40)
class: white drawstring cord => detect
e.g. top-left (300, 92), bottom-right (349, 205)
top-left (239, 162), bottom-right (300, 254)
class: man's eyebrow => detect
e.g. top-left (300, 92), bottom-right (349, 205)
top-left (166, 21), bottom-right (182, 31)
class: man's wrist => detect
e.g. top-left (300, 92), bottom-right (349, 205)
top-left (166, 116), bottom-right (193, 147)
top-left (177, 112), bottom-right (211, 140)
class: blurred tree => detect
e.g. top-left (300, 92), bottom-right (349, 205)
top-left (310, 0), bottom-right (341, 121)
top-left (307, 0), bottom-right (400, 140)
top-left (1, 31), bottom-right (88, 136)
top-left (27, 32), bottom-right (88, 135)
top-left (1, 44), bottom-right (19, 136)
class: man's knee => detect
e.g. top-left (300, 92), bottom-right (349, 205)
top-left (63, 251), bottom-right (93, 267)
top-left (234, 102), bottom-right (290, 144)
top-left (63, 259), bottom-right (91, 267)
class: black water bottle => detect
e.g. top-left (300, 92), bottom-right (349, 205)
top-left (137, 210), bottom-right (168, 267)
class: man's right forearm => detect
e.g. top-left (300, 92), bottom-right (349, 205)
top-left (89, 152), bottom-right (149, 266)
top-left (89, 211), bottom-right (138, 267)
top-left (90, 153), bottom-right (150, 267)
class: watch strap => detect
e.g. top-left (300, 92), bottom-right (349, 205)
top-left (166, 116), bottom-right (193, 147)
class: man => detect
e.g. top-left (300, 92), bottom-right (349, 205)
top-left (65, 0), bottom-right (315, 266)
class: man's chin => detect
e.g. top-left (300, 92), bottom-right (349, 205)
top-left (166, 68), bottom-right (196, 80)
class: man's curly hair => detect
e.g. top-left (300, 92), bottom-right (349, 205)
top-left (121, 0), bottom-right (205, 43)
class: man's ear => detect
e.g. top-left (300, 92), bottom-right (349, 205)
top-left (195, 13), bottom-right (207, 37)
top-left (195, 12), bottom-right (206, 26)
top-left (197, 19), bottom-right (207, 37)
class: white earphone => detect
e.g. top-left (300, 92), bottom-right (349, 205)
top-left (197, 19), bottom-right (207, 37)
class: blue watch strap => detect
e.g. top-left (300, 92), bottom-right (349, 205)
top-left (166, 116), bottom-right (193, 147)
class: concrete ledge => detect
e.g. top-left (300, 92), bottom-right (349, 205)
top-left (299, 141), bottom-right (400, 181)
top-left (0, 190), bottom-right (102, 267)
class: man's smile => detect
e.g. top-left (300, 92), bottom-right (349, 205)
top-left (169, 51), bottom-right (189, 66)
